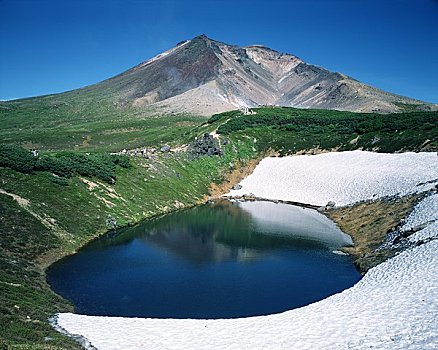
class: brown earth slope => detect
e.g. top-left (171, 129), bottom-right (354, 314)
top-left (78, 34), bottom-right (436, 115)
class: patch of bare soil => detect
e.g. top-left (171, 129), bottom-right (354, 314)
top-left (326, 194), bottom-right (421, 274)
top-left (207, 152), bottom-right (276, 200)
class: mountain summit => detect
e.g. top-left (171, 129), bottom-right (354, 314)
top-left (65, 35), bottom-right (435, 115)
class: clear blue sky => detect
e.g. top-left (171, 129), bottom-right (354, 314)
top-left (1, 0), bottom-right (437, 102)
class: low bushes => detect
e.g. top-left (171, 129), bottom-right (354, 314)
top-left (211, 107), bottom-right (438, 136)
top-left (0, 145), bottom-right (131, 184)
top-left (0, 144), bottom-right (35, 173)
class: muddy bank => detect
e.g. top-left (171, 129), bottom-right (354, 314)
top-left (326, 194), bottom-right (423, 274)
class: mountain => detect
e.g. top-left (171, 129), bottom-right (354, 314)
top-left (76, 34), bottom-right (435, 115)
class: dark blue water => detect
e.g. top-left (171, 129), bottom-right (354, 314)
top-left (47, 200), bottom-right (361, 319)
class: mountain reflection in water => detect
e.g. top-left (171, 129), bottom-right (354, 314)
top-left (47, 200), bottom-right (361, 319)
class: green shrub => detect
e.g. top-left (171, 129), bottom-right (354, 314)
top-left (0, 145), bottom-right (131, 184)
top-left (0, 144), bottom-right (36, 173)
top-left (207, 110), bottom-right (241, 124)
top-left (36, 156), bottom-right (75, 177)
top-left (215, 108), bottom-right (438, 136)
top-left (50, 175), bottom-right (69, 186)
top-left (110, 154), bottom-right (132, 168)
top-left (49, 152), bottom-right (117, 183)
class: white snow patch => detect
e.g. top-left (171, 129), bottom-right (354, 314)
top-left (409, 221), bottom-right (438, 243)
top-left (401, 193), bottom-right (438, 232)
top-left (402, 193), bottom-right (438, 243)
top-left (277, 74), bottom-right (289, 84)
top-left (139, 40), bottom-right (190, 68)
top-left (227, 151), bottom-right (438, 206)
top-left (277, 69), bottom-right (297, 84)
top-left (216, 93), bottom-right (228, 102)
top-left (57, 240), bottom-right (438, 349)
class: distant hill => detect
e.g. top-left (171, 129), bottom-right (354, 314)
top-left (70, 34), bottom-right (436, 115)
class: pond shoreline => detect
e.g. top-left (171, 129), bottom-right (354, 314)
top-left (48, 150), bottom-right (438, 349)
top-left (222, 194), bottom-right (320, 210)
top-left (48, 200), bottom-right (360, 319)
top-left (38, 153), bottom-right (267, 270)
top-left (221, 194), bottom-right (425, 274)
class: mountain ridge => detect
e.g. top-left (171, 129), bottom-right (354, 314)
top-left (4, 34), bottom-right (437, 115)
top-left (94, 34), bottom-right (435, 114)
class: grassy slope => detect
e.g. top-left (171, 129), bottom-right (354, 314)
top-left (0, 194), bottom-right (80, 349)
top-left (1, 103), bottom-right (437, 348)
top-left (212, 107), bottom-right (438, 154)
top-left (0, 134), bottom-right (257, 348)
top-left (0, 92), bottom-right (203, 152)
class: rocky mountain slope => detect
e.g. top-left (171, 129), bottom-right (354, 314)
top-left (79, 34), bottom-right (434, 115)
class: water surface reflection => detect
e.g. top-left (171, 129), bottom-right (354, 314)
top-left (47, 200), bottom-right (360, 318)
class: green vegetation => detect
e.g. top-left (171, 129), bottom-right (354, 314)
top-left (207, 110), bottom-right (241, 124)
top-left (0, 93), bottom-right (205, 151)
top-left (1, 102), bottom-right (436, 348)
top-left (1, 144), bottom-right (131, 183)
top-left (0, 144), bottom-right (36, 173)
top-left (213, 108), bottom-right (437, 136)
top-left (209, 107), bottom-right (438, 154)
top-left (0, 194), bottom-right (79, 349)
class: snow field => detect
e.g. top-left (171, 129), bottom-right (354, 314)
top-left (227, 151), bottom-right (438, 206)
top-left (401, 193), bottom-right (438, 232)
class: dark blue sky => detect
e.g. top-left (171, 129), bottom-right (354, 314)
top-left (1, 0), bottom-right (437, 102)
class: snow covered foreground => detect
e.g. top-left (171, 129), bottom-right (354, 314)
top-left (227, 151), bottom-right (438, 206)
top-left (55, 151), bottom-right (438, 349)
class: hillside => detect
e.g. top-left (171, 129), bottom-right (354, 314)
top-left (54, 34), bottom-right (437, 115)
top-left (1, 35), bottom-right (437, 153)
top-left (1, 105), bottom-right (437, 348)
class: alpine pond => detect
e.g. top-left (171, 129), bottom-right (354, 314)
top-left (47, 200), bottom-right (361, 319)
